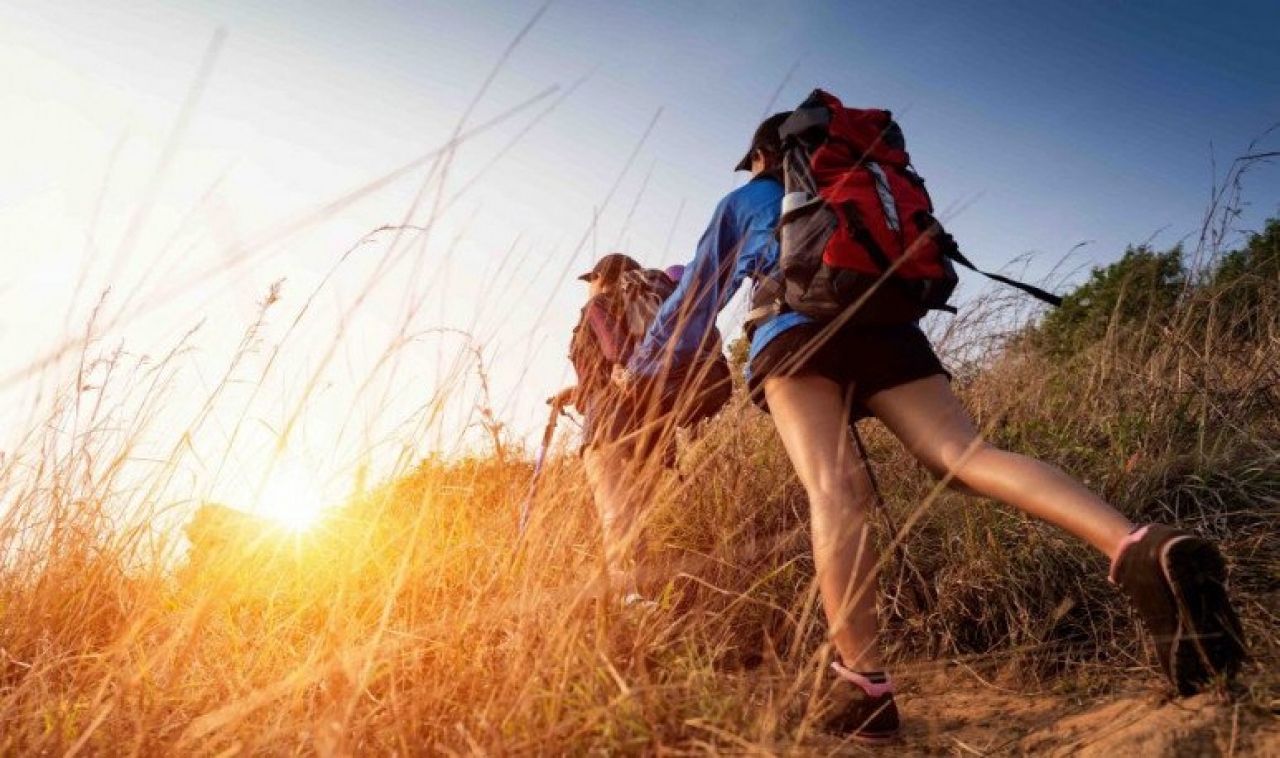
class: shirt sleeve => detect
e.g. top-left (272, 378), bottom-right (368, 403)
top-left (626, 193), bottom-right (753, 376)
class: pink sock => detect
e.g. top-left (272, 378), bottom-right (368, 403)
top-left (1108, 524), bottom-right (1152, 583)
top-left (831, 661), bottom-right (894, 698)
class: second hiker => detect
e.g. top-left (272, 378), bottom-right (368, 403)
top-left (553, 253), bottom-right (730, 602)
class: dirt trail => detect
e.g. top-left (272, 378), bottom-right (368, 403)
top-left (814, 668), bottom-right (1277, 756)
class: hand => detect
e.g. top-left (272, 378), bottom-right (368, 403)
top-left (548, 386), bottom-right (577, 410)
top-left (611, 365), bottom-right (635, 394)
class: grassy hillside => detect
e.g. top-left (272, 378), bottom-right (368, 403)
top-left (0, 219), bottom-right (1276, 754)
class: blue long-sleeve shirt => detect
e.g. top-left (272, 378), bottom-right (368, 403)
top-left (626, 175), bottom-right (811, 380)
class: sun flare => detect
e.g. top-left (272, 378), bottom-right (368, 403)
top-left (255, 463), bottom-right (329, 532)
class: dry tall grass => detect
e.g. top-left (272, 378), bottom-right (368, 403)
top-left (1, 210), bottom-right (1276, 753)
top-left (2, 31), bottom-right (1276, 744)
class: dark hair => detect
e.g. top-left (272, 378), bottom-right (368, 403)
top-left (733, 111), bottom-right (792, 172)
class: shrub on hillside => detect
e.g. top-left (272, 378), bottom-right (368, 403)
top-left (1032, 244), bottom-right (1186, 358)
top-left (1208, 217), bottom-right (1280, 341)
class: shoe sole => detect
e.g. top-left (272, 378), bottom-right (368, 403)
top-left (850, 732), bottom-right (898, 745)
top-left (828, 696), bottom-right (899, 744)
top-left (1161, 536), bottom-right (1247, 695)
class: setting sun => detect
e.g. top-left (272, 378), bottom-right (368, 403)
top-left (254, 463), bottom-right (329, 532)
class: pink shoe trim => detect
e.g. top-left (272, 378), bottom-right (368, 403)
top-left (1109, 524), bottom-right (1153, 583)
top-left (830, 661), bottom-right (894, 698)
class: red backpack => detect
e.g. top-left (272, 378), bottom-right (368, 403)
top-left (749, 89), bottom-right (1060, 329)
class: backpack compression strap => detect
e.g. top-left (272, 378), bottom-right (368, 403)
top-left (944, 249), bottom-right (1063, 307)
top-left (744, 248), bottom-right (1062, 334)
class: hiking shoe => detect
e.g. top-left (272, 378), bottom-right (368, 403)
top-left (822, 663), bottom-right (900, 744)
top-left (621, 592), bottom-right (658, 610)
top-left (1111, 524), bottom-right (1247, 696)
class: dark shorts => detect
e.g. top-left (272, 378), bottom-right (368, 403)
top-left (747, 323), bottom-right (948, 421)
top-left (583, 357), bottom-right (732, 462)
top-left (583, 391), bottom-right (638, 443)
top-left (584, 395), bottom-right (678, 467)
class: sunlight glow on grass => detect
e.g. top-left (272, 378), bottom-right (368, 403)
top-left (254, 463), bottom-right (329, 533)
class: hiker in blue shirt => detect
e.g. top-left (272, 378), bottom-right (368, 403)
top-left (617, 111), bottom-right (1245, 743)
top-left (620, 164), bottom-right (794, 387)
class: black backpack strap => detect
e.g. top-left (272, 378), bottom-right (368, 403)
top-left (745, 271), bottom-right (785, 337)
top-left (945, 249), bottom-right (1063, 307)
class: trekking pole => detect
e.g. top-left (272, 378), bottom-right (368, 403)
top-left (518, 399), bottom-right (565, 538)
top-left (849, 424), bottom-right (932, 613)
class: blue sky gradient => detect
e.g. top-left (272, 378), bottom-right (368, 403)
top-left (1, 0), bottom-right (1276, 507)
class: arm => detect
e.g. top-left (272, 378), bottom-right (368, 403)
top-left (626, 195), bottom-right (751, 376)
top-left (549, 385), bottom-right (578, 411)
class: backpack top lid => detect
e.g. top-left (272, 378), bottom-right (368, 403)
top-left (781, 89), bottom-right (909, 167)
top-left (619, 267), bottom-right (676, 302)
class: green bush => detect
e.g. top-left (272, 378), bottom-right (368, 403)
top-left (1209, 218), bottom-right (1280, 340)
top-left (1033, 244), bottom-right (1186, 357)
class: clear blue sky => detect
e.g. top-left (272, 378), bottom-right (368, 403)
top-left (1, 0), bottom-right (1277, 512)
top-left (202, 0), bottom-right (1279, 261)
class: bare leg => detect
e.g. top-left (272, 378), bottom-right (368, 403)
top-left (764, 374), bottom-right (884, 671)
top-left (584, 445), bottom-right (640, 587)
top-left (584, 442), bottom-right (659, 594)
top-left (864, 375), bottom-right (1133, 560)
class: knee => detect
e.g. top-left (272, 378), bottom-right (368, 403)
top-left (923, 439), bottom-right (994, 488)
top-left (586, 446), bottom-right (631, 477)
top-left (809, 485), bottom-right (874, 556)
top-left (583, 445), bottom-right (610, 471)
top-left (806, 469), bottom-right (876, 518)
